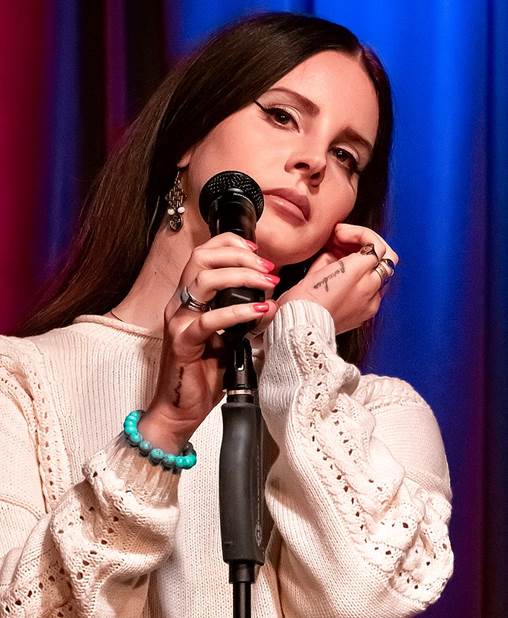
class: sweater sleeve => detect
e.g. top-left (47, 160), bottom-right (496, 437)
top-left (0, 342), bottom-right (180, 617)
top-left (258, 300), bottom-right (453, 618)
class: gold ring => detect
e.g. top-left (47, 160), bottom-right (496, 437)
top-left (374, 262), bottom-right (391, 288)
top-left (380, 258), bottom-right (396, 275)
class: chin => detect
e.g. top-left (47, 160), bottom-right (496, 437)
top-left (255, 223), bottom-right (317, 269)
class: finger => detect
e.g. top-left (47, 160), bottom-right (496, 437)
top-left (183, 302), bottom-right (272, 349)
top-left (189, 245), bottom-right (275, 275)
top-left (247, 299), bottom-right (279, 337)
top-left (182, 268), bottom-right (279, 307)
top-left (377, 258), bottom-right (396, 281)
top-left (330, 223), bottom-right (399, 265)
top-left (378, 256), bottom-right (397, 277)
top-left (323, 231), bottom-right (358, 259)
top-left (367, 293), bottom-right (382, 318)
top-left (198, 231), bottom-right (258, 252)
top-left (369, 261), bottom-right (395, 296)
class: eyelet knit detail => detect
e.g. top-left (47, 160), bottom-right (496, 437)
top-left (289, 326), bottom-right (453, 607)
top-left (1, 304), bottom-right (453, 616)
top-left (0, 338), bottom-right (72, 510)
top-left (0, 440), bottom-right (180, 617)
top-left (353, 373), bottom-right (430, 413)
top-left (1, 559), bottom-right (73, 617)
top-left (0, 334), bottom-right (179, 617)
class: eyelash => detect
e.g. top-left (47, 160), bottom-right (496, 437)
top-left (254, 101), bottom-right (362, 177)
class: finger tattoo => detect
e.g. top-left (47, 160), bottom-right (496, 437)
top-left (172, 366), bottom-right (184, 407)
top-left (313, 261), bottom-right (346, 292)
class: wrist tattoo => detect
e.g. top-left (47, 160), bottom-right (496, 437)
top-left (172, 366), bottom-right (184, 407)
top-left (312, 261), bottom-right (346, 292)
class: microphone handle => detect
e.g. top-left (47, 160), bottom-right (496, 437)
top-left (220, 339), bottom-right (265, 580)
top-left (219, 397), bottom-right (265, 569)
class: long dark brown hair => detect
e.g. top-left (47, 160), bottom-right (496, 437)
top-left (16, 12), bottom-right (393, 367)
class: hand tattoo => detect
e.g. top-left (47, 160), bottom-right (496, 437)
top-left (172, 366), bottom-right (184, 407)
top-left (312, 261), bottom-right (346, 292)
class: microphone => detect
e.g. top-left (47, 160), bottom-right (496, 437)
top-left (201, 172), bottom-right (267, 599)
top-left (199, 171), bottom-right (265, 336)
top-left (199, 170), bottom-right (264, 239)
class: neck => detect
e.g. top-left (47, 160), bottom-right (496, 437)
top-left (107, 207), bottom-right (209, 335)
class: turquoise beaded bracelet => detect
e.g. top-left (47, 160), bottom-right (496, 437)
top-left (123, 410), bottom-right (197, 471)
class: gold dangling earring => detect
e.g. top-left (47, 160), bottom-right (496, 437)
top-left (165, 170), bottom-right (187, 232)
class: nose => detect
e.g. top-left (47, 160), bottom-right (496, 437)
top-left (286, 148), bottom-right (326, 186)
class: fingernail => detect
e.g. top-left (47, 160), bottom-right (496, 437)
top-left (264, 274), bottom-right (280, 285)
top-left (253, 302), bottom-right (269, 313)
top-left (244, 240), bottom-right (257, 251)
top-left (258, 257), bottom-right (275, 272)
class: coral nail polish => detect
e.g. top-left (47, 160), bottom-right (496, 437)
top-left (244, 240), bottom-right (258, 251)
top-left (258, 257), bottom-right (275, 272)
top-left (253, 302), bottom-right (269, 313)
top-left (264, 274), bottom-right (280, 285)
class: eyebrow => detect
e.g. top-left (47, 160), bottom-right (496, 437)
top-left (262, 86), bottom-right (375, 161)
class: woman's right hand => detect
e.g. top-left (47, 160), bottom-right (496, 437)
top-left (277, 223), bottom-right (399, 335)
top-left (138, 233), bottom-right (279, 453)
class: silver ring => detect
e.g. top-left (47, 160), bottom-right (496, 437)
top-left (180, 286), bottom-right (210, 312)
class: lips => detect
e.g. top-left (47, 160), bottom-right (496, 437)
top-left (263, 188), bottom-right (310, 221)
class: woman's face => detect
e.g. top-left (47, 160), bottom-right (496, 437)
top-left (179, 50), bottom-right (379, 267)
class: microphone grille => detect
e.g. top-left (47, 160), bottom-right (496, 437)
top-left (199, 171), bottom-right (264, 220)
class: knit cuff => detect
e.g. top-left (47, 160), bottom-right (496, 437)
top-left (265, 299), bottom-right (336, 351)
top-left (84, 434), bottom-right (180, 506)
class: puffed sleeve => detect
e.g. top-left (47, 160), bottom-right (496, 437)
top-left (0, 338), bottom-right (180, 617)
top-left (258, 300), bottom-right (453, 617)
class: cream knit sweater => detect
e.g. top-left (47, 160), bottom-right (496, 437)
top-left (0, 300), bottom-right (453, 617)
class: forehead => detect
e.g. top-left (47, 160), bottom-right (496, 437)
top-left (268, 51), bottom-right (379, 143)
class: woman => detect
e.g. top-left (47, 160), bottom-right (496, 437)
top-left (0, 12), bottom-right (453, 617)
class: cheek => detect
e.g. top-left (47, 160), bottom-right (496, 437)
top-left (316, 181), bottom-right (357, 228)
top-left (186, 128), bottom-right (267, 199)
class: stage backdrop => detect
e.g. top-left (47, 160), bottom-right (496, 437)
top-left (1, 2), bottom-right (506, 616)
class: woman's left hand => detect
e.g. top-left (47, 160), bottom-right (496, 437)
top-left (276, 223), bottom-right (399, 334)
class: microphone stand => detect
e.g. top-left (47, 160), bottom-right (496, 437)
top-left (198, 170), bottom-right (267, 615)
top-left (219, 334), bottom-right (265, 618)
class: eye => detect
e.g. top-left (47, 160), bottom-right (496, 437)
top-left (332, 147), bottom-right (361, 176)
top-left (254, 101), bottom-right (297, 128)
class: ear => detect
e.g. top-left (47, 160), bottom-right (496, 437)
top-left (177, 146), bottom-right (195, 168)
